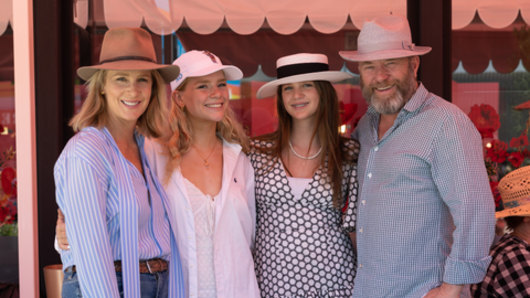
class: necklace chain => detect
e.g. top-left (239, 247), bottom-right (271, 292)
top-left (288, 140), bottom-right (322, 160)
top-left (192, 141), bottom-right (218, 168)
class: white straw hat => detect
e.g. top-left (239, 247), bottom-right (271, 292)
top-left (339, 15), bottom-right (431, 62)
top-left (496, 165), bottom-right (530, 218)
top-left (256, 53), bottom-right (353, 99)
top-left (77, 27), bottom-right (180, 83)
top-left (170, 50), bottom-right (243, 91)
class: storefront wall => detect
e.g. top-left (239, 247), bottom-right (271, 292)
top-left (1, 0), bottom-right (528, 296)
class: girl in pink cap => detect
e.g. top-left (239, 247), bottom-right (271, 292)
top-left (144, 50), bottom-right (259, 298)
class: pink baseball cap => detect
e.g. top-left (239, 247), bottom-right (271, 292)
top-left (170, 50), bottom-right (243, 91)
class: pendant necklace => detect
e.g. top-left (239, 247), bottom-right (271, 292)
top-left (288, 140), bottom-right (322, 160)
top-left (192, 141), bottom-right (218, 169)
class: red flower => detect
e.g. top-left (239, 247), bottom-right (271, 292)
top-left (510, 133), bottom-right (529, 149)
top-left (468, 104), bottom-right (501, 139)
top-left (507, 151), bottom-right (525, 168)
top-left (486, 140), bottom-right (509, 163)
top-left (1, 167), bottom-right (16, 195)
top-left (0, 206), bottom-right (7, 223)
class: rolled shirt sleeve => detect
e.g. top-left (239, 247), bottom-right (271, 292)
top-left (431, 107), bottom-right (495, 284)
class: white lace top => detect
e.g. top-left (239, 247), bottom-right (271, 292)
top-left (183, 178), bottom-right (218, 298)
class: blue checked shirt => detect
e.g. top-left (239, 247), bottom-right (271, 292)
top-left (55, 127), bottom-right (185, 298)
top-left (349, 84), bottom-right (495, 297)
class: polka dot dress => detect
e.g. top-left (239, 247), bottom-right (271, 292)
top-left (249, 139), bottom-right (360, 298)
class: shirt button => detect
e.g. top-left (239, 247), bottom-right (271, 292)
top-left (374, 146), bottom-right (379, 152)
top-left (359, 227), bottom-right (363, 233)
top-left (361, 200), bottom-right (366, 205)
top-left (367, 173), bottom-right (372, 179)
top-left (359, 264), bottom-right (363, 268)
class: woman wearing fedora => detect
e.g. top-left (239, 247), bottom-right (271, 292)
top-left (144, 50), bottom-right (260, 297)
top-left (54, 28), bottom-right (185, 297)
top-left (250, 53), bottom-right (359, 297)
top-left (471, 165), bottom-right (530, 297)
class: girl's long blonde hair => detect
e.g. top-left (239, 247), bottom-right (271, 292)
top-left (160, 78), bottom-right (249, 184)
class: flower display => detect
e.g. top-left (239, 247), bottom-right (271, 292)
top-left (468, 104), bottom-right (501, 139)
top-left (0, 126), bottom-right (16, 237)
top-left (469, 104), bottom-right (530, 210)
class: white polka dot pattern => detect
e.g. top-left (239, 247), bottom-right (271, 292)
top-left (249, 138), bottom-right (360, 298)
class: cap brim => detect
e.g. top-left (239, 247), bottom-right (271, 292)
top-left (339, 47), bottom-right (432, 62)
top-left (170, 64), bottom-right (243, 91)
top-left (77, 60), bottom-right (180, 83)
top-left (256, 71), bottom-right (353, 99)
top-left (495, 204), bottom-right (530, 219)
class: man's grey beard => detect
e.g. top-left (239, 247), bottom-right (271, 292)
top-left (361, 64), bottom-right (417, 115)
top-left (369, 90), bottom-right (405, 114)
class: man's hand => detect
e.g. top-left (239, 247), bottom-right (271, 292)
top-left (56, 209), bottom-right (70, 250)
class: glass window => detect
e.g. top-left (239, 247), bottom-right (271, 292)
top-left (0, 25), bottom-right (18, 285)
top-left (452, 13), bottom-right (530, 209)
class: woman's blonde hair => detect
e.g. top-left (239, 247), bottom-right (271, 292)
top-left (69, 69), bottom-right (169, 138)
top-left (161, 78), bottom-right (249, 184)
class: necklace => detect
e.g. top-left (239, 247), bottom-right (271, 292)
top-left (192, 141), bottom-right (218, 168)
top-left (288, 140), bottom-right (322, 160)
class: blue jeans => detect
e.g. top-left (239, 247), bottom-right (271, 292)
top-left (62, 267), bottom-right (169, 298)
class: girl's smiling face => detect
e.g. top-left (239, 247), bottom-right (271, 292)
top-left (176, 70), bottom-right (229, 124)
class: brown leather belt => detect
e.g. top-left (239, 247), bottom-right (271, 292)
top-left (70, 258), bottom-right (168, 274)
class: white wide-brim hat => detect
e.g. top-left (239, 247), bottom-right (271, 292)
top-left (170, 50), bottom-right (243, 91)
top-left (256, 53), bottom-right (353, 99)
top-left (339, 15), bottom-right (432, 62)
top-left (496, 165), bottom-right (530, 218)
top-left (77, 27), bottom-right (180, 83)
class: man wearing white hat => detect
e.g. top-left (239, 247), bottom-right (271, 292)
top-left (471, 165), bottom-right (530, 297)
top-left (339, 15), bottom-right (495, 297)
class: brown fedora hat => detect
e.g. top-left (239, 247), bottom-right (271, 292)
top-left (77, 27), bottom-right (179, 83)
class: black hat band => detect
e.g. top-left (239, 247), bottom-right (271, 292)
top-left (276, 62), bottom-right (329, 79)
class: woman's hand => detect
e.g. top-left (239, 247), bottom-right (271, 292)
top-left (424, 283), bottom-right (463, 298)
top-left (56, 209), bottom-right (70, 250)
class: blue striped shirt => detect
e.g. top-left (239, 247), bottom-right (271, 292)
top-left (55, 127), bottom-right (185, 298)
top-left (350, 84), bottom-right (495, 297)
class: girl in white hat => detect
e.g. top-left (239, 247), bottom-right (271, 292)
top-left (54, 27), bottom-right (185, 298)
top-left (250, 53), bottom-right (359, 297)
top-left (144, 50), bottom-right (260, 298)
